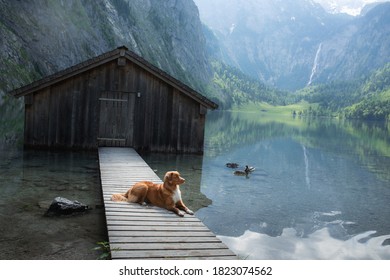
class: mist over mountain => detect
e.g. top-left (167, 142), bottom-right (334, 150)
top-left (195, 0), bottom-right (390, 90)
top-left (313, 0), bottom-right (384, 15)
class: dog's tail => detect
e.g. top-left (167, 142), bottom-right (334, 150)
top-left (111, 189), bottom-right (139, 203)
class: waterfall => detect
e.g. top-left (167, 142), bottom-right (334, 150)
top-left (307, 43), bottom-right (322, 86)
top-left (302, 144), bottom-right (310, 188)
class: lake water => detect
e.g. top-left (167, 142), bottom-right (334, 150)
top-left (0, 146), bottom-right (107, 259)
top-left (145, 111), bottom-right (390, 260)
top-left (1, 110), bottom-right (389, 259)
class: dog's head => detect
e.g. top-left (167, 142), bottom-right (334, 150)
top-left (164, 171), bottom-right (185, 186)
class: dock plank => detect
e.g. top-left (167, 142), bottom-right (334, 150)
top-left (112, 249), bottom-right (238, 259)
top-left (98, 147), bottom-right (237, 260)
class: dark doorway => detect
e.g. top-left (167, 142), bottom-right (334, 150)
top-left (98, 91), bottom-right (135, 147)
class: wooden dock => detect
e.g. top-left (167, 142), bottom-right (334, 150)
top-left (98, 147), bottom-right (237, 259)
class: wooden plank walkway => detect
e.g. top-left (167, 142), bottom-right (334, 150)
top-left (98, 147), bottom-right (237, 259)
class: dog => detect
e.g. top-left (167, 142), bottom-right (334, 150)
top-left (111, 171), bottom-right (194, 217)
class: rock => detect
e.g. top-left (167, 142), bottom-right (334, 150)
top-left (45, 197), bottom-right (89, 216)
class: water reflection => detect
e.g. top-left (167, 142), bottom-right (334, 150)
top-left (196, 111), bottom-right (390, 259)
top-left (2, 108), bottom-right (389, 259)
top-left (301, 144), bottom-right (310, 189)
top-left (140, 110), bottom-right (390, 259)
top-left (219, 228), bottom-right (390, 260)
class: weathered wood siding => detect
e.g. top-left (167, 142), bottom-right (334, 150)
top-left (98, 91), bottom-right (136, 147)
top-left (24, 58), bottom-right (207, 153)
top-left (133, 69), bottom-right (206, 153)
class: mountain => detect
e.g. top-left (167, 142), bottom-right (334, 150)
top-left (194, 0), bottom-right (390, 90)
top-left (314, 2), bottom-right (390, 84)
top-left (344, 62), bottom-right (390, 120)
top-left (1, 0), bottom-right (389, 112)
top-left (313, 0), bottom-right (381, 16)
top-left (208, 60), bottom-right (292, 108)
top-left (360, 1), bottom-right (389, 15)
top-left (295, 62), bottom-right (390, 120)
top-left (0, 0), bottom-right (210, 99)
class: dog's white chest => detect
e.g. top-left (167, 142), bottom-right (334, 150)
top-left (172, 188), bottom-right (182, 203)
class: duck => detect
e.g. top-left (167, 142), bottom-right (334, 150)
top-left (245, 165), bottom-right (255, 173)
top-left (226, 162), bottom-right (239, 168)
top-left (233, 170), bottom-right (248, 176)
top-left (234, 165), bottom-right (255, 176)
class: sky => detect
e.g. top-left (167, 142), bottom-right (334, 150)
top-left (313, 0), bottom-right (388, 15)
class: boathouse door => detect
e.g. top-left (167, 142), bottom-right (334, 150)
top-left (98, 91), bottom-right (135, 147)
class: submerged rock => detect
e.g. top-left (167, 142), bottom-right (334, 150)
top-left (45, 197), bottom-right (89, 216)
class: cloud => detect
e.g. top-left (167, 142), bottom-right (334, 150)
top-left (218, 228), bottom-right (390, 259)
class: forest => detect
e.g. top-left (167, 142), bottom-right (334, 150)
top-left (298, 63), bottom-right (390, 120)
top-left (213, 60), bottom-right (390, 121)
top-left (208, 61), bottom-right (295, 109)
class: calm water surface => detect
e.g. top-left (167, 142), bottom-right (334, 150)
top-left (1, 110), bottom-right (389, 259)
top-left (146, 111), bottom-right (390, 260)
top-left (0, 145), bottom-right (107, 259)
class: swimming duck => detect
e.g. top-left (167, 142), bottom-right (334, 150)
top-left (234, 166), bottom-right (255, 176)
top-left (233, 170), bottom-right (248, 176)
top-left (226, 163), bottom-right (239, 168)
top-left (245, 165), bottom-right (255, 173)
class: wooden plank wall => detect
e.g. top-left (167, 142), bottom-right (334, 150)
top-left (98, 91), bottom-right (136, 147)
top-left (24, 59), bottom-right (207, 153)
top-left (99, 147), bottom-right (237, 259)
top-left (132, 71), bottom-right (206, 153)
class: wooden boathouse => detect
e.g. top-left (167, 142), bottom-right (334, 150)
top-left (10, 46), bottom-right (217, 153)
top-left (9, 47), bottom-right (236, 259)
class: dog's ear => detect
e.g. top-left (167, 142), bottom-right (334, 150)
top-left (164, 172), bottom-right (173, 184)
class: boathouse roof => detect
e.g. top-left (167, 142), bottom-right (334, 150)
top-left (9, 46), bottom-right (218, 109)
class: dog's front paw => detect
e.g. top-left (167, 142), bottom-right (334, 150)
top-left (186, 209), bottom-right (194, 215)
top-left (177, 210), bottom-right (185, 217)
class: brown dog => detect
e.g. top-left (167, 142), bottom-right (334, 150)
top-left (111, 171), bottom-right (193, 217)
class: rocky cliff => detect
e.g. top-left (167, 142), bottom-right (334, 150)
top-left (195, 0), bottom-right (390, 90)
top-left (0, 0), bottom-right (210, 99)
top-left (2, 0), bottom-right (389, 107)
top-left (314, 2), bottom-right (390, 84)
